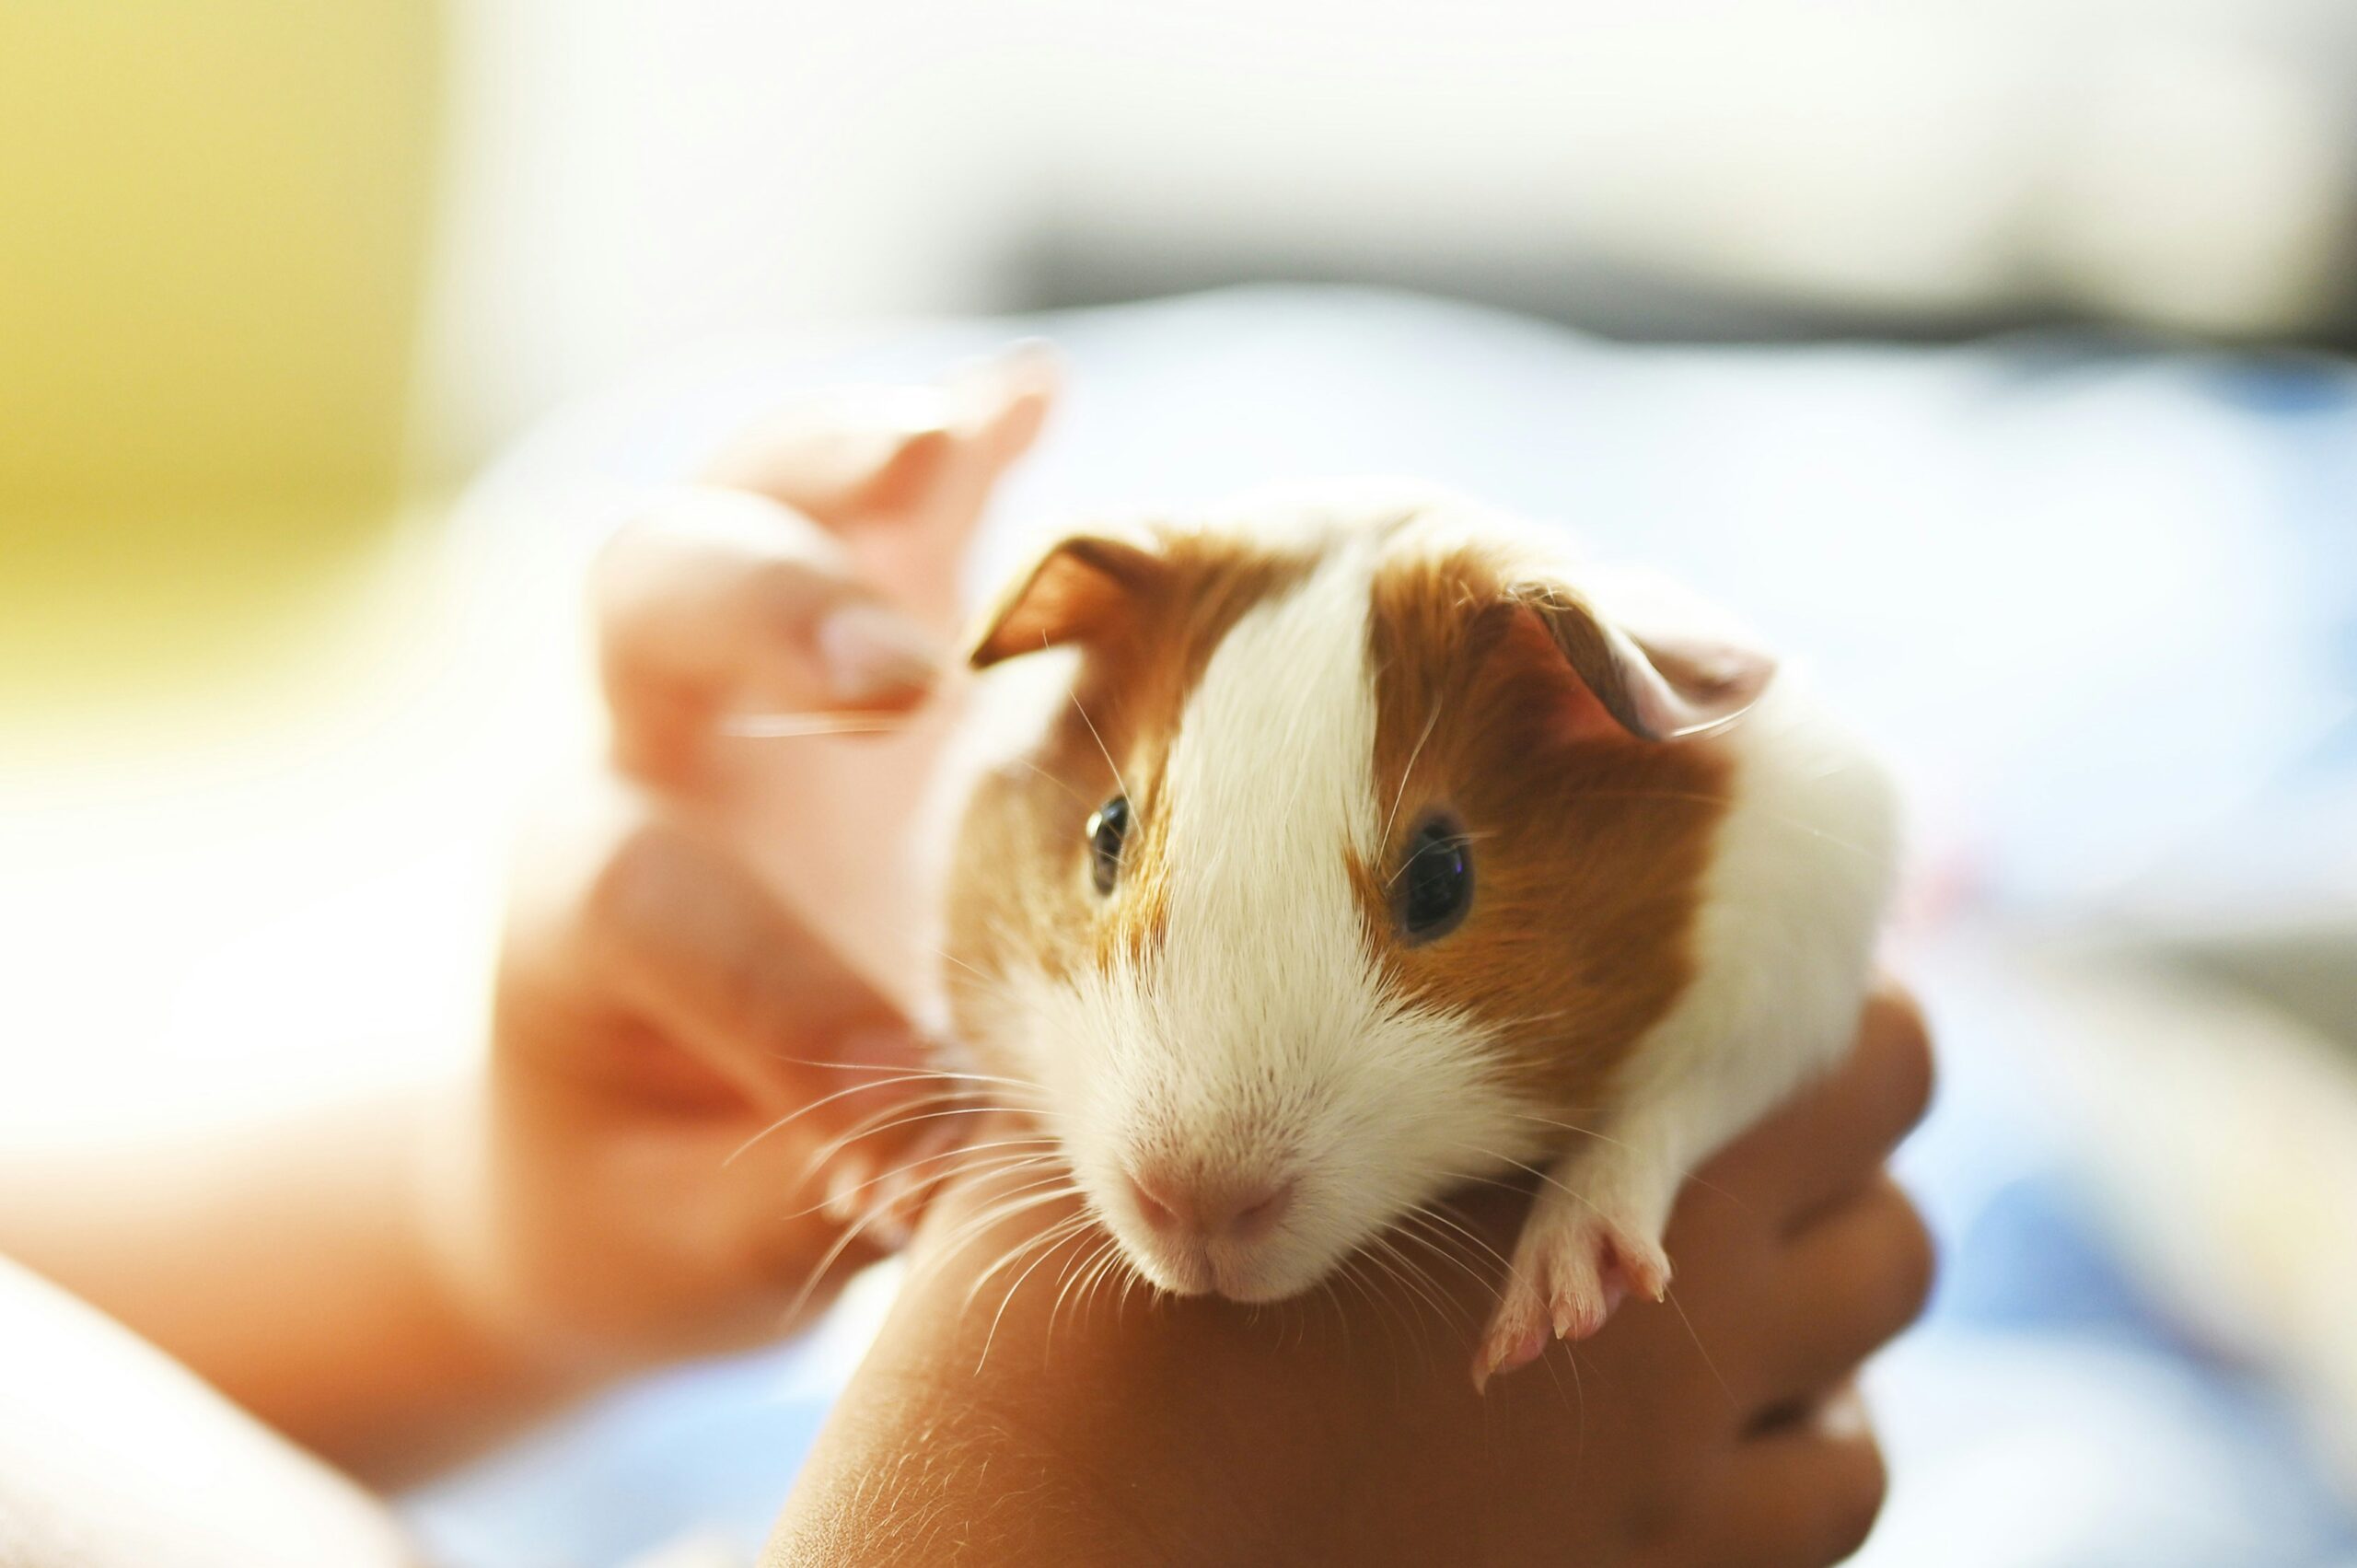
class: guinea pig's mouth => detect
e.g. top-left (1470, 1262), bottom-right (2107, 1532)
top-left (1132, 1243), bottom-right (1298, 1303)
top-left (1123, 1235), bottom-right (1320, 1304)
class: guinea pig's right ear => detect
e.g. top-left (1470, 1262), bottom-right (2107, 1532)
top-left (1509, 571), bottom-right (1776, 741)
top-left (968, 532), bottom-right (1165, 668)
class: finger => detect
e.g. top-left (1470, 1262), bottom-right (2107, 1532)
top-left (717, 1086), bottom-right (967, 1270)
top-left (580, 811), bottom-right (923, 1115)
top-left (1704, 980), bottom-right (1934, 1232)
top-left (1685, 1387), bottom-right (1887, 1568)
top-left (702, 342), bottom-right (1059, 527)
top-left (1755, 1177), bottom-right (1935, 1411)
top-left (648, 1028), bottom-right (995, 1295)
top-left (625, 1116), bottom-right (908, 1335)
top-left (592, 487), bottom-right (944, 782)
top-left (817, 1113), bottom-right (984, 1251)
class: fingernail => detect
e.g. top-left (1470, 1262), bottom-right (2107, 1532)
top-left (816, 602), bottom-right (941, 707)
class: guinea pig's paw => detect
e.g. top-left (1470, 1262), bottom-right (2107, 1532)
top-left (1473, 1203), bottom-right (1671, 1390)
top-left (1473, 1285), bottom-right (1555, 1391)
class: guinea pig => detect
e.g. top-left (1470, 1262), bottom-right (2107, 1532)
top-left (932, 482), bottom-right (1898, 1386)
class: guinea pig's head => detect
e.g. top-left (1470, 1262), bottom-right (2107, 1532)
top-left (940, 494), bottom-right (1770, 1303)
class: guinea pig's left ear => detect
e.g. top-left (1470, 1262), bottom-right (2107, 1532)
top-left (1511, 572), bottom-right (1775, 740)
top-left (968, 531), bottom-right (1166, 668)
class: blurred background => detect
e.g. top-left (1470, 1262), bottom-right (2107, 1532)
top-left (5, 2), bottom-right (2356, 1564)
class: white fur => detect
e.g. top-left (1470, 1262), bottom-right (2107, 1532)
top-left (1480, 661), bottom-right (1898, 1368)
top-left (906, 645), bottom-right (1086, 1045)
top-left (1625, 668), bottom-right (1900, 1156)
top-left (1384, 491), bottom-right (1899, 1172)
top-left (949, 485), bottom-right (1898, 1324)
top-left (1489, 663), bottom-right (1898, 1333)
top-left (1012, 533), bottom-right (1538, 1301)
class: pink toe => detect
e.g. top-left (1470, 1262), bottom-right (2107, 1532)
top-left (1500, 1327), bottom-right (1549, 1373)
top-left (1599, 1234), bottom-right (1671, 1306)
top-left (1474, 1326), bottom-right (1550, 1391)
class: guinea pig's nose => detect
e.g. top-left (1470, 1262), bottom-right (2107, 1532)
top-left (1126, 1167), bottom-right (1296, 1245)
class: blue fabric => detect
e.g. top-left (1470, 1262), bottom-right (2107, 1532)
top-left (405, 1340), bottom-right (829, 1568)
top-left (1863, 942), bottom-right (2357, 1567)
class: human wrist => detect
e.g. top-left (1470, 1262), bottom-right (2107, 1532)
top-left (400, 1081), bottom-right (621, 1400)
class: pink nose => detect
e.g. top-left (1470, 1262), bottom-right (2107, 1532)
top-left (1126, 1167), bottom-right (1297, 1244)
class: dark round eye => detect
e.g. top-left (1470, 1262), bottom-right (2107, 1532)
top-left (1397, 815), bottom-right (1473, 942)
top-left (1086, 795), bottom-right (1130, 894)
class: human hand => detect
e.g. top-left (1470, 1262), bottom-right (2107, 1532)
top-left (770, 981), bottom-right (1933, 1567)
top-left (424, 350), bottom-right (1056, 1375)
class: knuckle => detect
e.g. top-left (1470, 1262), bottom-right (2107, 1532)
top-left (719, 486), bottom-right (844, 568)
top-left (1848, 1179), bottom-right (1942, 1339)
top-left (590, 511), bottom-right (655, 570)
top-left (1878, 1187), bottom-right (1940, 1331)
top-left (598, 507), bottom-right (668, 559)
top-left (854, 424), bottom-right (955, 512)
top-left (1823, 1434), bottom-right (1889, 1561)
top-left (741, 548), bottom-right (854, 624)
top-left (599, 489), bottom-right (846, 600)
top-left (1864, 981), bottom-right (1936, 1132)
top-left (588, 513), bottom-right (673, 611)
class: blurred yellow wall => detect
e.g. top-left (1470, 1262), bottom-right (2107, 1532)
top-left (0, 2), bottom-right (441, 705)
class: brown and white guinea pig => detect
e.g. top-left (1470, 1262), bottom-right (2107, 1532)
top-left (928, 482), bottom-right (1898, 1386)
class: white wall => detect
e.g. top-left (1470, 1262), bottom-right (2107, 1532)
top-left (413, 0), bottom-right (2357, 477)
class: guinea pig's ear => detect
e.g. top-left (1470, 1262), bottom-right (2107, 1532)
top-left (968, 532), bottom-right (1166, 668)
top-left (1510, 573), bottom-right (1775, 740)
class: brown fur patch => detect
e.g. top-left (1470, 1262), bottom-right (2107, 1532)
top-left (1363, 546), bottom-right (1732, 1121)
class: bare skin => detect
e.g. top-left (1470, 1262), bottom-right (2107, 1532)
top-left (769, 984), bottom-right (1933, 1568)
top-left (0, 354), bottom-right (1054, 1504)
top-left (0, 356), bottom-right (1933, 1566)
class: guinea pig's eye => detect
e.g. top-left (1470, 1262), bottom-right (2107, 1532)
top-left (1086, 795), bottom-right (1130, 894)
top-left (1397, 814), bottom-right (1474, 943)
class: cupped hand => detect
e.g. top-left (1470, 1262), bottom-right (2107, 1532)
top-left (772, 982), bottom-right (1934, 1567)
top-left (423, 350), bottom-right (1056, 1373)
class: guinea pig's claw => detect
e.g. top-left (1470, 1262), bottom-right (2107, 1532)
top-left (1472, 1318), bottom-right (1551, 1392)
top-left (1550, 1281), bottom-right (1619, 1343)
top-left (1476, 1211), bottom-right (1672, 1389)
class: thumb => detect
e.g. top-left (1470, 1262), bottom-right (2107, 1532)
top-left (594, 487), bottom-right (945, 782)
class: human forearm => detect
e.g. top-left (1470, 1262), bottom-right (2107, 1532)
top-left (768, 1364), bottom-right (1194, 1566)
top-left (769, 988), bottom-right (1933, 1567)
top-left (0, 1252), bottom-right (424, 1568)
top-left (0, 1086), bottom-right (582, 1485)
top-left (769, 1186), bottom-right (1551, 1568)
top-left (0, 356), bottom-right (1052, 1514)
